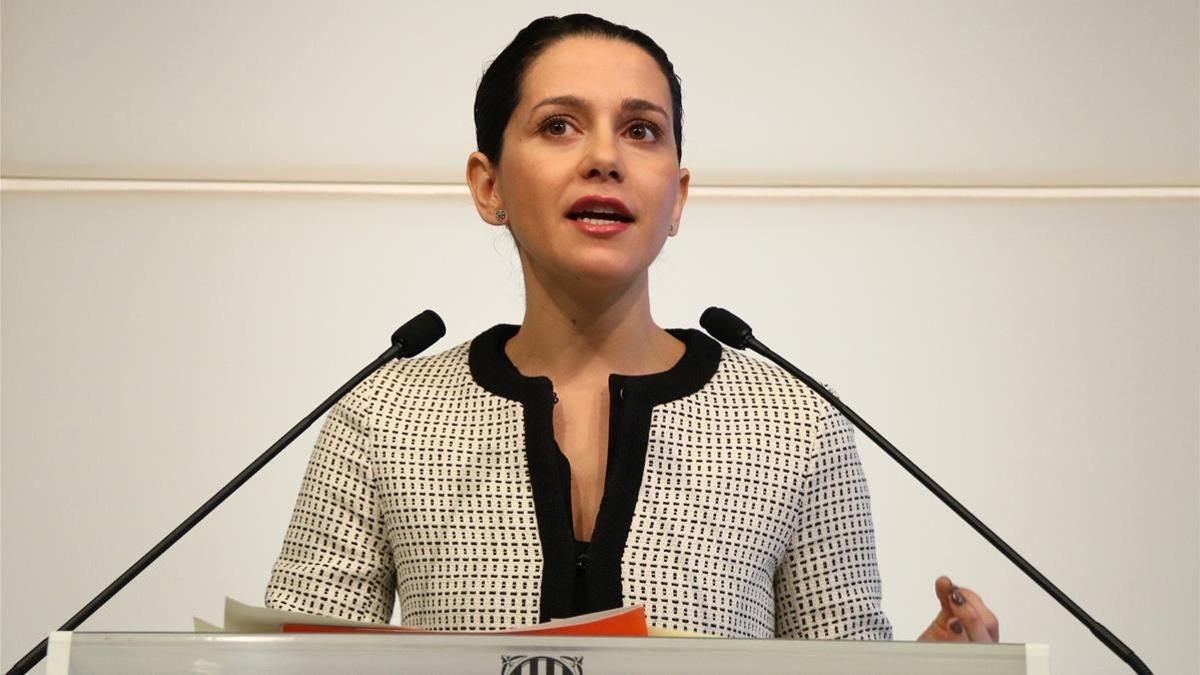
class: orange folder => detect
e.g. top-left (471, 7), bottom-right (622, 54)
top-left (282, 605), bottom-right (648, 638)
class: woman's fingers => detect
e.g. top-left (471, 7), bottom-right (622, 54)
top-left (937, 577), bottom-right (999, 643)
top-left (920, 616), bottom-right (966, 642)
top-left (924, 576), bottom-right (967, 642)
top-left (958, 586), bottom-right (1000, 641)
top-left (933, 575), bottom-right (956, 618)
top-left (949, 586), bottom-right (992, 642)
top-left (922, 575), bottom-right (1000, 643)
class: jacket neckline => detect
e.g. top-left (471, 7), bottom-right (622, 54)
top-left (468, 323), bottom-right (722, 406)
top-left (467, 323), bottom-right (723, 620)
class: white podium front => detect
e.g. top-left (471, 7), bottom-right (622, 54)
top-left (48, 631), bottom-right (1049, 674)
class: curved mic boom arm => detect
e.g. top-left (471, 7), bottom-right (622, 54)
top-left (699, 306), bottom-right (1151, 674)
top-left (4, 310), bottom-right (446, 675)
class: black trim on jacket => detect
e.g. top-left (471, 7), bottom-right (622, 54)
top-left (468, 323), bottom-right (722, 621)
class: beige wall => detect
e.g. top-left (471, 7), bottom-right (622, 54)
top-left (4, 1), bottom-right (1198, 186)
top-left (3, 2), bottom-right (1198, 674)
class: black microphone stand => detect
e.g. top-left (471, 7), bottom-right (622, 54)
top-left (5, 310), bottom-right (446, 675)
top-left (700, 306), bottom-right (1152, 675)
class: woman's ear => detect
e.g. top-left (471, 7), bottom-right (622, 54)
top-left (466, 151), bottom-right (505, 226)
top-left (670, 167), bottom-right (690, 236)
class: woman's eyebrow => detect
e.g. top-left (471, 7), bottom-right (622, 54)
top-left (530, 95), bottom-right (669, 120)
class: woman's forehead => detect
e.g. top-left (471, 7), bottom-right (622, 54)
top-left (518, 37), bottom-right (670, 115)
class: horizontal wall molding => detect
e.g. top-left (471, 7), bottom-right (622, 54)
top-left (1, 178), bottom-right (1197, 200)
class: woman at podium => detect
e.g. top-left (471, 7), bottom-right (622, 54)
top-left (265, 13), bottom-right (998, 644)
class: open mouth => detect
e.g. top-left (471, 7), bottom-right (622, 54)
top-left (566, 211), bottom-right (635, 225)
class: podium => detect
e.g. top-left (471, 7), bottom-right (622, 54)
top-left (48, 631), bottom-right (1050, 674)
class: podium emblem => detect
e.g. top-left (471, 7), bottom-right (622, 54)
top-left (501, 654), bottom-right (583, 674)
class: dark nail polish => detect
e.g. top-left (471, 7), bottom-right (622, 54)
top-left (951, 590), bottom-right (965, 606)
top-left (949, 619), bottom-right (963, 635)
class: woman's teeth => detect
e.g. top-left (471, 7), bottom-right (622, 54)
top-left (577, 216), bottom-right (624, 225)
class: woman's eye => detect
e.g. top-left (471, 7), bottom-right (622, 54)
top-left (629, 122), bottom-right (660, 142)
top-left (540, 117), bottom-right (573, 136)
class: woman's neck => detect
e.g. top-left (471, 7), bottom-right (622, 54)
top-left (505, 272), bottom-right (685, 385)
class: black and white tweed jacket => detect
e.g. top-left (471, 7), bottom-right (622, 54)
top-left (265, 323), bottom-right (893, 639)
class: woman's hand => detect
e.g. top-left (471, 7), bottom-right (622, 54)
top-left (917, 576), bottom-right (999, 642)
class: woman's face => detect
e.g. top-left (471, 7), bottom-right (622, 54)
top-left (469, 36), bottom-right (690, 290)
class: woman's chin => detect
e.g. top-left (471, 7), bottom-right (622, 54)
top-left (557, 257), bottom-right (647, 290)
top-left (520, 244), bottom-right (657, 294)
top-left (573, 268), bottom-right (643, 289)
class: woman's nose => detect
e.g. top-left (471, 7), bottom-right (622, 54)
top-left (581, 130), bottom-right (623, 180)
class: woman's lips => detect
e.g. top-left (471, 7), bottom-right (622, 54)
top-left (568, 215), bottom-right (630, 238)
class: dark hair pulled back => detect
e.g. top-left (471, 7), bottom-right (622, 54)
top-left (473, 14), bottom-right (684, 167)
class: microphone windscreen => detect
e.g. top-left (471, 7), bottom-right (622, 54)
top-left (391, 310), bottom-right (446, 357)
top-left (700, 307), bottom-right (753, 349)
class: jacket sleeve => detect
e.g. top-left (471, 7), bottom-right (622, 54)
top-left (773, 386), bottom-right (894, 639)
top-left (264, 384), bottom-right (396, 624)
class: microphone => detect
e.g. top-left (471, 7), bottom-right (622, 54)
top-left (700, 306), bottom-right (1152, 675)
top-left (5, 310), bottom-right (446, 675)
top-left (391, 309), bottom-right (447, 357)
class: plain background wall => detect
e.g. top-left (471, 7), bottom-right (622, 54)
top-left (2, 2), bottom-right (1197, 674)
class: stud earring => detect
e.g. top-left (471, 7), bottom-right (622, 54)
top-left (495, 209), bottom-right (507, 223)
